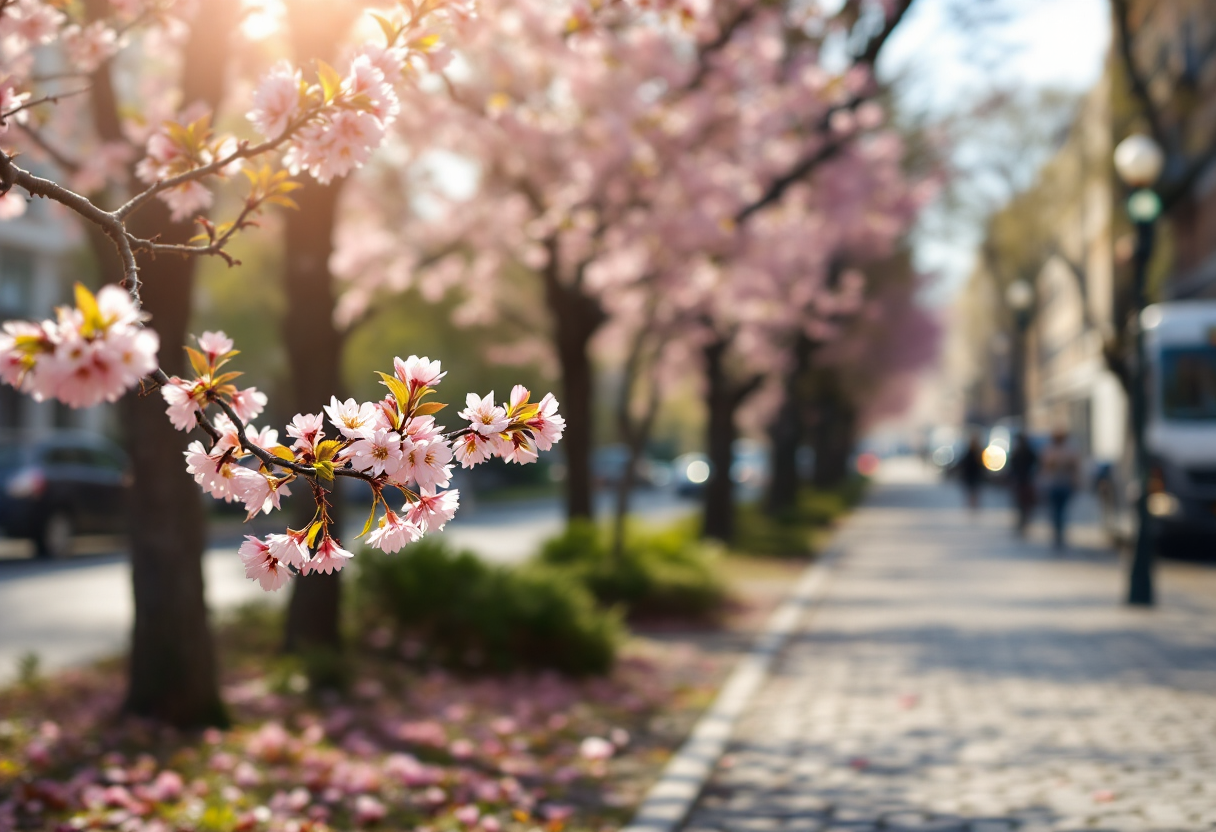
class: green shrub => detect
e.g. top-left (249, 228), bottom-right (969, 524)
top-left (539, 520), bottom-right (725, 621)
top-left (734, 504), bottom-right (814, 557)
top-left (357, 538), bottom-right (620, 675)
top-left (732, 478), bottom-right (868, 557)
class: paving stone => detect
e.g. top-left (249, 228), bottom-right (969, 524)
top-left (678, 481), bottom-right (1216, 832)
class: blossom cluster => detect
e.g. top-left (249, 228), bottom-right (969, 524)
top-left (1, 0), bottom-right (460, 231)
top-left (0, 283), bottom-right (159, 409)
top-left (161, 334), bottom-right (563, 591)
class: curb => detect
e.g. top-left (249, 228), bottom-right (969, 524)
top-left (621, 547), bottom-right (843, 832)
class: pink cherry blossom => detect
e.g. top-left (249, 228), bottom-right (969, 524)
top-left (324, 396), bottom-right (378, 440)
top-left (404, 438), bottom-right (452, 490)
top-left (286, 412), bottom-right (325, 453)
top-left (267, 532), bottom-right (309, 570)
top-left (403, 414), bottom-right (443, 443)
top-left (394, 355), bottom-right (445, 392)
top-left (365, 509), bottom-right (422, 554)
top-left (197, 331), bottom-right (234, 360)
top-left (61, 22), bottom-right (119, 73)
top-left (579, 737), bottom-right (614, 761)
top-left (458, 392), bottom-right (508, 436)
top-left (230, 468), bottom-right (291, 517)
top-left (183, 442), bottom-right (240, 501)
top-left (349, 429), bottom-right (405, 477)
top-left (244, 424), bottom-right (280, 452)
top-left (453, 432), bottom-right (493, 468)
top-left (238, 536), bottom-right (291, 591)
top-left (210, 413), bottom-right (242, 454)
top-left (162, 378), bottom-right (203, 430)
top-left (247, 62), bottom-right (302, 140)
top-left (404, 489), bottom-right (460, 532)
top-left (527, 393), bottom-right (565, 451)
top-left (4, 0), bottom-right (65, 47)
top-left (230, 387), bottom-right (267, 422)
top-left (354, 794), bottom-right (386, 825)
top-left (500, 432), bottom-right (538, 466)
top-left (302, 535), bottom-right (354, 576)
top-left (345, 55), bottom-right (400, 127)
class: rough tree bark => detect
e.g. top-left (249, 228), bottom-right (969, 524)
top-left (277, 3), bottom-right (360, 657)
top-left (610, 319), bottom-right (663, 561)
top-left (80, 0), bottom-right (240, 726)
top-left (281, 178), bottom-right (348, 655)
top-left (544, 265), bottom-right (606, 521)
top-left (765, 334), bottom-right (814, 516)
top-left (809, 373), bottom-right (856, 490)
top-left (701, 337), bottom-right (762, 543)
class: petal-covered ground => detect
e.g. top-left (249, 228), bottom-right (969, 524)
top-left (0, 557), bottom-right (805, 832)
top-left (0, 621), bottom-right (727, 832)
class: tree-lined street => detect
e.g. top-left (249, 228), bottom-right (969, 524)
top-left (0, 490), bottom-right (697, 685)
top-left (683, 463), bottom-right (1216, 831)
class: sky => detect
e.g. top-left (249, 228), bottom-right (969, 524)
top-left (878, 0), bottom-right (1112, 301)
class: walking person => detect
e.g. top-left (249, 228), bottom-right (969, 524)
top-left (1008, 432), bottom-right (1038, 536)
top-left (957, 434), bottom-right (985, 511)
top-left (1041, 429), bottom-right (1081, 550)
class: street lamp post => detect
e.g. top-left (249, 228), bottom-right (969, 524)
top-left (1005, 279), bottom-right (1034, 421)
top-left (1114, 133), bottom-right (1165, 607)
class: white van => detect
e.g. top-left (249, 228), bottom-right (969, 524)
top-left (1099, 300), bottom-right (1216, 546)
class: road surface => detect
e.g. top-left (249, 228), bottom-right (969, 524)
top-left (0, 488), bottom-right (695, 686)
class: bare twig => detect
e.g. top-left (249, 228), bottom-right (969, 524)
top-left (0, 86), bottom-right (92, 125)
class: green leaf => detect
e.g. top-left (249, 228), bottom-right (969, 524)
top-left (184, 346), bottom-right (211, 379)
top-left (376, 371), bottom-right (412, 408)
top-left (313, 460), bottom-right (335, 481)
top-left (74, 283), bottom-right (102, 333)
top-left (271, 445), bottom-right (296, 462)
top-left (370, 12), bottom-right (399, 46)
top-left (413, 401), bottom-right (447, 417)
top-left (316, 439), bottom-right (343, 464)
top-left (211, 371), bottom-right (243, 386)
top-left (358, 497), bottom-right (380, 539)
top-left (316, 60), bottom-right (343, 104)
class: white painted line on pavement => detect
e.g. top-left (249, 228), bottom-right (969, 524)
top-left (621, 546), bottom-right (843, 832)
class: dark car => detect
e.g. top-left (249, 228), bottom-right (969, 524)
top-left (0, 431), bottom-right (130, 558)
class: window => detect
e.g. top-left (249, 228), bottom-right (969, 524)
top-left (0, 249), bottom-right (35, 316)
top-left (1160, 347), bottom-right (1216, 420)
top-left (43, 446), bottom-right (93, 465)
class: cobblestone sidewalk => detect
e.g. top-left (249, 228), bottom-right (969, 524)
top-left (683, 473), bottom-right (1216, 832)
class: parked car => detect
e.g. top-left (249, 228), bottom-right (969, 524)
top-left (0, 431), bottom-right (130, 558)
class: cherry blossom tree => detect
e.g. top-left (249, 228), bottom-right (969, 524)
top-left (0, 0), bottom-right (564, 726)
top-left (332, 0), bottom-right (920, 538)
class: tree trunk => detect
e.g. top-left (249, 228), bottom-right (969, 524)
top-left (120, 210), bottom-right (226, 727)
top-left (88, 0), bottom-right (238, 726)
top-left (281, 178), bottom-right (347, 655)
top-left (810, 379), bottom-right (856, 489)
top-left (766, 336), bottom-right (813, 516)
top-left (278, 3), bottom-right (360, 657)
top-left (546, 270), bottom-right (605, 521)
top-left (702, 339), bottom-right (736, 543)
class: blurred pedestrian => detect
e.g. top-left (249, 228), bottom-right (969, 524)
top-left (1008, 433), bottom-right (1038, 536)
top-left (958, 434), bottom-right (984, 511)
top-left (1041, 429), bottom-right (1081, 550)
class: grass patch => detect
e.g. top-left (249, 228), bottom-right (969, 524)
top-left (732, 478), bottom-right (868, 558)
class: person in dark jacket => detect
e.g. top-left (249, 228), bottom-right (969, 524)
top-left (957, 434), bottom-right (985, 510)
top-left (1007, 432), bottom-right (1038, 536)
